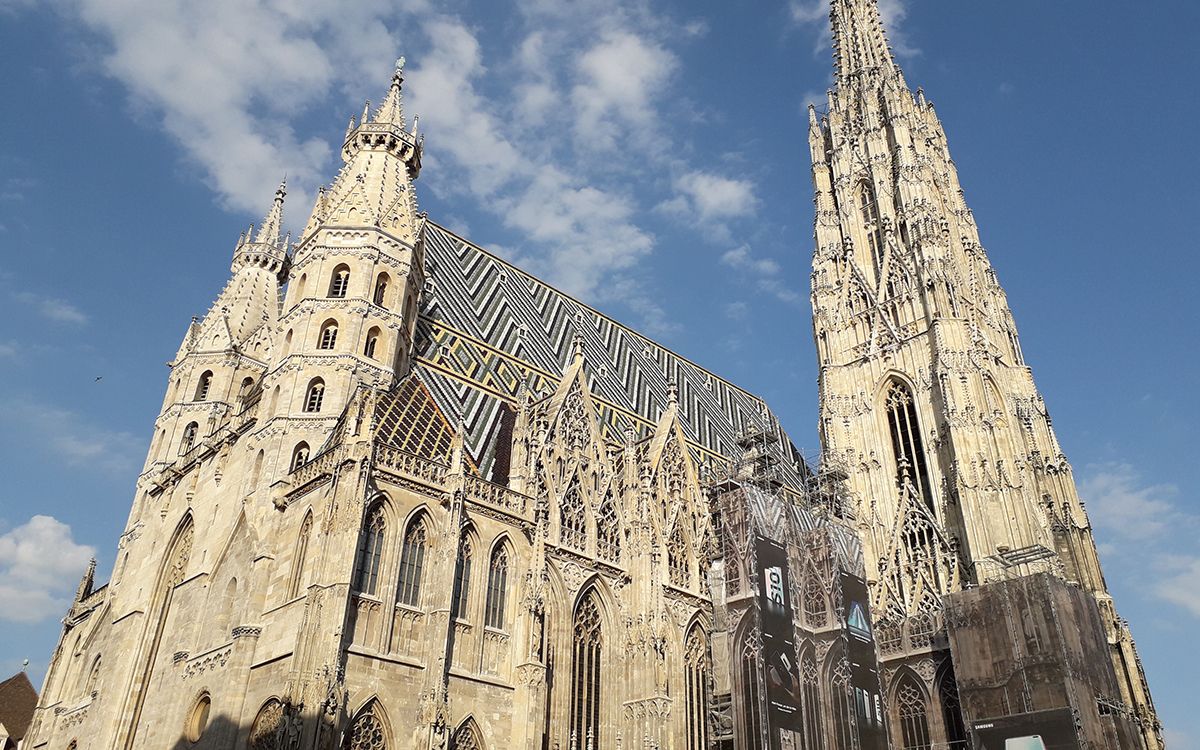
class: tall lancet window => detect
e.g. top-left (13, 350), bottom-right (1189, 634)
top-left (570, 594), bottom-right (603, 749)
top-left (801, 649), bottom-right (823, 750)
top-left (451, 536), bottom-right (472, 620)
top-left (857, 183), bottom-right (885, 284)
top-left (897, 675), bottom-right (932, 750)
top-left (397, 515), bottom-right (428, 607)
top-left (353, 504), bottom-right (386, 596)
top-left (684, 626), bottom-right (710, 750)
top-left (884, 380), bottom-right (934, 510)
top-left (484, 545), bottom-right (509, 629)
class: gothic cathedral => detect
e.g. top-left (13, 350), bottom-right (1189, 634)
top-left (26, 2), bottom-right (1161, 750)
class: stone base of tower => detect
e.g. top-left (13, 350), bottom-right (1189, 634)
top-left (944, 573), bottom-right (1145, 749)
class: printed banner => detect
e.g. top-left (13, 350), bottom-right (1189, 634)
top-left (839, 572), bottom-right (889, 750)
top-left (755, 535), bottom-right (802, 732)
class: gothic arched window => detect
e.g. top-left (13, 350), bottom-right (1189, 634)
top-left (85, 655), bottom-right (101, 695)
top-left (668, 526), bottom-right (689, 588)
top-left (289, 512), bottom-right (313, 599)
top-left (373, 274), bottom-right (390, 307)
top-left (180, 422), bottom-right (198, 455)
top-left (318, 319), bottom-right (339, 350)
top-left (884, 379), bottom-right (934, 510)
top-left (344, 701), bottom-right (388, 750)
top-left (485, 545), bottom-right (509, 629)
top-left (304, 379), bottom-right (325, 413)
top-left (237, 377), bottom-right (257, 411)
top-left (596, 492), bottom-right (620, 562)
top-left (353, 504), bottom-right (386, 597)
top-left (248, 698), bottom-right (285, 750)
top-left (570, 594), bottom-right (603, 748)
top-left (451, 536), bottom-right (473, 620)
top-left (290, 441), bottom-right (310, 472)
top-left (195, 370), bottom-right (213, 401)
top-left (830, 663), bottom-right (854, 750)
top-left (800, 649), bottom-right (823, 750)
top-left (364, 327), bottom-right (381, 359)
top-left (857, 183), bottom-right (884, 283)
top-left (897, 675), bottom-right (932, 750)
top-left (329, 264), bottom-right (351, 298)
top-left (740, 632), bottom-right (763, 746)
top-left (559, 479), bottom-right (587, 550)
top-left (397, 515), bottom-right (428, 607)
top-left (684, 626), bottom-right (710, 750)
top-left (938, 669), bottom-right (968, 749)
top-left (449, 721), bottom-right (482, 750)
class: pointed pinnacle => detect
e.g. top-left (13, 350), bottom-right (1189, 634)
top-left (372, 57), bottom-right (407, 127)
top-left (253, 178), bottom-right (286, 244)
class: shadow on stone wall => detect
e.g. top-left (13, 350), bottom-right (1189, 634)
top-left (165, 713), bottom-right (259, 750)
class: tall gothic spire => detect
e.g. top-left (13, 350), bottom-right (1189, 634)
top-left (830, 0), bottom-right (898, 86)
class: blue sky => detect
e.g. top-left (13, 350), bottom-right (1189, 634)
top-left (1, 0), bottom-right (1197, 745)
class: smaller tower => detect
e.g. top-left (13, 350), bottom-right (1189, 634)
top-left (142, 182), bottom-right (288, 484)
top-left (265, 58), bottom-right (425, 456)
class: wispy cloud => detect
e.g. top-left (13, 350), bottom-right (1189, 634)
top-left (0, 398), bottom-right (143, 475)
top-left (0, 515), bottom-right (95, 624)
top-left (14, 291), bottom-right (88, 325)
top-left (721, 245), bottom-right (801, 304)
top-left (33, 0), bottom-right (750, 332)
top-left (1080, 462), bottom-right (1182, 542)
top-left (1080, 462), bottom-right (1200, 620)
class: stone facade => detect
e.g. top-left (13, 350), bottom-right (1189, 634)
top-left (807, 0), bottom-right (1161, 747)
top-left (24, 3), bottom-right (1163, 750)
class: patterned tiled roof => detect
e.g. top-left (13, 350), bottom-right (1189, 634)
top-left (391, 221), bottom-right (806, 484)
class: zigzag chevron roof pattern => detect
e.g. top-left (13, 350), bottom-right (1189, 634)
top-left (397, 221), bottom-right (807, 483)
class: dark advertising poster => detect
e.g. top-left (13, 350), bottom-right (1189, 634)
top-left (754, 535), bottom-right (801, 733)
top-left (971, 708), bottom-right (1081, 750)
top-left (839, 572), bottom-right (888, 750)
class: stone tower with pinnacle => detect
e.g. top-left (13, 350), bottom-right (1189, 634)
top-left (808, 0), bottom-right (1161, 746)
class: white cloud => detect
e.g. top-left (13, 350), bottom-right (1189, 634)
top-left (55, 0), bottom-right (431, 216)
top-left (571, 31), bottom-right (677, 150)
top-left (15, 291), bottom-right (88, 325)
top-left (1079, 462), bottom-right (1181, 542)
top-left (719, 245), bottom-right (800, 304)
top-left (673, 171), bottom-right (758, 223)
top-left (0, 516), bottom-right (95, 624)
top-left (39, 0), bottom-right (760, 332)
top-left (1155, 556), bottom-right (1200, 619)
top-left (0, 399), bottom-right (143, 475)
top-left (0, 341), bottom-right (16, 357)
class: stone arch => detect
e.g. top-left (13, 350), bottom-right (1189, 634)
top-left (343, 696), bottom-right (391, 749)
top-left (890, 667), bottom-right (933, 750)
top-left (394, 506), bottom-right (434, 607)
top-left (483, 535), bottom-right (515, 630)
top-left (449, 715), bottom-right (486, 750)
top-left (122, 513), bottom-right (194, 747)
top-left (289, 509), bottom-right (315, 600)
top-left (681, 619), bottom-right (711, 750)
top-left (934, 660), bottom-right (967, 749)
